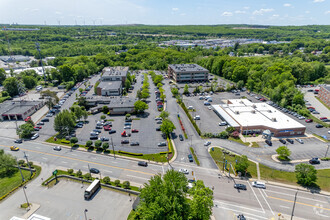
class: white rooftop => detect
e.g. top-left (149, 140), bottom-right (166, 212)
top-left (212, 99), bottom-right (305, 130)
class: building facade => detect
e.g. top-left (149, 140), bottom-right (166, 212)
top-left (318, 86), bottom-right (330, 107)
top-left (96, 81), bottom-right (122, 96)
top-left (96, 66), bottom-right (129, 96)
top-left (0, 100), bottom-right (44, 121)
top-left (168, 64), bottom-right (209, 83)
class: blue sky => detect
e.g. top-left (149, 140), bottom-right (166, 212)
top-left (0, 0), bottom-right (329, 25)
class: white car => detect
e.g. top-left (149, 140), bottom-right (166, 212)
top-left (179, 169), bottom-right (189, 174)
top-left (328, 131), bottom-right (330, 134)
top-left (194, 115), bottom-right (200, 120)
top-left (219, 121), bottom-right (227, 126)
top-left (208, 106), bottom-right (212, 110)
top-left (53, 146), bottom-right (62, 151)
top-left (295, 138), bottom-right (304, 144)
top-left (204, 141), bottom-right (211, 146)
top-left (31, 133), bottom-right (39, 140)
top-left (251, 181), bottom-right (266, 189)
top-left (124, 126), bottom-right (131, 129)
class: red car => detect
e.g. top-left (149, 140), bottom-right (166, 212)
top-left (307, 107), bottom-right (315, 110)
top-left (24, 116), bottom-right (31, 122)
top-left (132, 129), bottom-right (139, 133)
top-left (260, 98), bottom-right (266, 102)
top-left (305, 119), bottom-right (313, 123)
top-left (320, 117), bottom-right (327, 120)
top-left (103, 125), bottom-right (111, 131)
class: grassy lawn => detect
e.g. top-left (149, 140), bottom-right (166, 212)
top-left (309, 114), bottom-right (330, 128)
top-left (0, 165), bottom-right (41, 199)
top-left (210, 147), bottom-right (330, 191)
top-left (228, 137), bottom-right (250, 146)
top-left (312, 133), bottom-right (329, 142)
top-left (251, 142), bottom-right (260, 148)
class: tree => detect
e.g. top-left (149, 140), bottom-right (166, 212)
top-left (79, 88), bottom-right (83, 94)
top-left (59, 64), bottom-right (75, 82)
top-left (16, 123), bottom-right (34, 138)
top-left (67, 169), bottom-right (74, 176)
top-left (276, 146), bottom-right (291, 161)
top-left (70, 106), bottom-right (83, 121)
top-left (114, 179), bottom-right (120, 187)
top-left (136, 90), bottom-right (142, 100)
top-left (159, 111), bottom-right (169, 119)
top-left (54, 109), bottom-right (76, 135)
top-left (236, 80), bottom-right (244, 90)
top-left (183, 84), bottom-right (189, 94)
top-left (86, 140), bottom-right (93, 148)
top-left (102, 105), bottom-right (109, 114)
top-left (82, 110), bottom-right (88, 122)
top-left (2, 91), bottom-right (9, 97)
top-left (3, 77), bottom-right (19, 97)
top-left (219, 131), bottom-right (229, 139)
top-left (70, 137), bottom-right (78, 146)
top-left (124, 79), bottom-right (131, 92)
top-left (295, 163), bottom-right (317, 187)
top-left (0, 68), bottom-right (6, 85)
top-left (84, 173), bottom-right (92, 180)
top-left (188, 180), bottom-right (214, 220)
top-left (41, 90), bottom-right (59, 109)
top-left (134, 100), bottom-right (148, 113)
top-left (160, 119), bottom-right (176, 137)
top-left (123, 181), bottom-right (130, 189)
top-left (77, 96), bottom-right (88, 108)
top-left (125, 113), bottom-right (131, 119)
top-left (234, 155), bottom-right (249, 175)
top-left (95, 140), bottom-right (102, 149)
top-left (76, 169), bottom-right (82, 177)
top-left (100, 115), bottom-right (106, 120)
top-left (171, 87), bottom-right (179, 96)
top-left (103, 176), bottom-right (110, 184)
top-left (102, 142), bottom-right (109, 151)
top-left (0, 149), bottom-right (17, 178)
top-left (22, 75), bottom-right (37, 89)
top-left (157, 83), bottom-right (162, 88)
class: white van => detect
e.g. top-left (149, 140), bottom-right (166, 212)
top-left (194, 115), bottom-right (200, 120)
top-left (188, 106), bottom-right (194, 110)
top-left (219, 121), bottom-right (227, 126)
top-left (251, 181), bottom-right (266, 189)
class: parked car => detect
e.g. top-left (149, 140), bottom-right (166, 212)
top-left (305, 119), bottom-right (313, 123)
top-left (204, 141), bottom-right (211, 146)
top-left (312, 111), bottom-right (320, 114)
top-left (14, 139), bottom-right (23, 144)
top-left (130, 142), bottom-right (139, 146)
top-left (316, 124), bottom-right (324, 128)
top-left (90, 168), bottom-right (100, 174)
top-left (124, 122), bottom-right (132, 126)
top-left (219, 121), bottom-right (227, 126)
top-left (125, 118), bottom-right (132, 122)
top-left (95, 125), bottom-right (103, 129)
top-left (41, 118), bottom-right (49, 122)
top-left (179, 134), bottom-right (184, 141)
top-left (179, 169), bottom-right (189, 174)
top-left (251, 181), bottom-right (266, 189)
top-left (103, 125), bottom-right (111, 131)
top-left (295, 138), bottom-right (304, 144)
top-left (156, 127), bottom-right (161, 131)
top-left (309, 158), bottom-right (320, 164)
top-left (138, 161), bottom-right (148, 167)
top-left (31, 133), bottom-right (39, 140)
top-left (237, 214), bottom-right (246, 220)
top-left (320, 117), bottom-right (327, 120)
top-left (46, 113), bottom-right (53, 117)
top-left (90, 136), bottom-right (98, 140)
top-left (37, 122), bottom-right (44, 125)
top-left (132, 129), bottom-right (139, 133)
top-left (124, 126), bottom-right (131, 129)
top-left (99, 137), bottom-right (109, 141)
top-left (279, 139), bottom-right (286, 144)
top-left (188, 154), bottom-right (193, 162)
top-left (194, 115), bottom-right (200, 120)
top-left (156, 120), bottom-right (162, 124)
top-left (93, 129), bottom-right (102, 134)
top-left (158, 142), bottom-right (167, 147)
top-left (53, 146), bottom-right (62, 151)
top-left (121, 140), bottom-right (129, 144)
top-left (109, 130), bottom-right (116, 134)
top-left (265, 140), bottom-right (272, 146)
top-left (234, 184), bottom-right (247, 190)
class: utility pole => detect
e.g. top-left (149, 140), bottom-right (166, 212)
top-left (22, 185), bottom-right (30, 208)
top-left (88, 164), bottom-right (91, 175)
top-left (325, 145), bottom-right (330, 158)
top-left (111, 137), bottom-right (115, 158)
top-left (17, 159), bottom-right (25, 182)
top-left (24, 152), bottom-right (33, 177)
top-left (291, 190), bottom-right (298, 220)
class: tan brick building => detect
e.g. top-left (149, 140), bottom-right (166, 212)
top-left (318, 86), bottom-right (330, 107)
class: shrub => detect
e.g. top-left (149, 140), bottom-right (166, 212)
top-left (86, 140), bottom-right (93, 147)
top-left (27, 162), bottom-right (34, 168)
top-left (102, 142), bottom-right (109, 151)
top-left (123, 181), bottom-right (130, 189)
top-left (95, 140), bottom-right (102, 148)
top-left (219, 131), bottom-right (229, 139)
top-left (84, 173), bottom-right (92, 180)
top-left (70, 137), bottom-right (78, 145)
top-left (18, 160), bottom-right (25, 166)
top-left (100, 115), bottom-right (106, 120)
top-left (61, 140), bottom-right (70, 144)
top-left (114, 179), bottom-right (120, 187)
top-left (76, 169), bottom-right (82, 177)
top-left (103, 176), bottom-right (111, 184)
top-left (118, 150), bottom-right (143, 156)
top-left (67, 169), bottom-right (74, 176)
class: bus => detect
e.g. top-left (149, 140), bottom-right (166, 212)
top-left (84, 179), bottom-right (101, 200)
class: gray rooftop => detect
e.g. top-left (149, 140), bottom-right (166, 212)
top-left (168, 64), bottom-right (209, 73)
top-left (97, 81), bottom-right (122, 90)
top-left (102, 66), bottom-right (129, 78)
top-left (0, 55), bottom-right (31, 63)
top-left (0, 100), bottom-right (43, 115)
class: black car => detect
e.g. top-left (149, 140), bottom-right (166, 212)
top-left (93, 129), bottom-right (102, 133)
top-left (95, 125), bottom-right (103, 129)
top-left (109, 130), bottom-right (116, 134)
top-left (286, 138), bottom-right (294, 144)
top-left (179, 134), bottom-right (184, 141)
top-left (156, 127), bottom-right (161, 131)
top-left (14, 139), bottom-right (23, 144)
top-left (316, 124), bottom-right (324, 128)
top-left (279, 139), bottom-right (286, 144)
top-left (90, 136), bottom-right (98, 140)
top-left (130, 142), bottom-right (139, 146)
top-left (90, 168), bottom-right (100, 174)
top-left (309, 158), bottom-right (320, 164)
top-left (265, 140), bottom-right (272, 146)
top-left (188, 154), bottom-right (193, 162)
top-left (41, 118), bottom-right (49, 122)
top-left (125, 119), bottom-right (132, 122)
top-left (121, 140), bottom-right (129, 144)
top-left (138, 161), bottom-right (148, 167)
top-left (234, 184), bottom-right (247, 190)
top-left (237, 214), bottom-right (246, 220)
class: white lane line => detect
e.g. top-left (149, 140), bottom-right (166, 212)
top-left (42, 157), bottom-right (48, 160)
top-left (61, 161), bottom-right (68, 164)
top-left (104, 170), bottom-right (113, 173)
top-left (247, 181), bottom-right (265, 213)
top-left (126, 175), bottom-right (149, 181)
top-left (216, 201), bottom-right (265, 214)
top-left (268, 185), bottom-right (330, 199)
top-left (316, 213), bottom-right (330, 218)
top-left (111, 161), bottom-right (118, 164)
top-left (265, 189), bottom-right (329, 204)
top-left (71, 153), bottom-right (77, 156)
top-left (259, 189), bottom-right (274, 216)
top-left (280, 205), bottom-right (290, 209)
top-left (36, 147), bottom-right (41, 149)
top-left (217, 205), bottom-right (268, 220)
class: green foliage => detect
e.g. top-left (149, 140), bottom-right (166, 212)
top-left (18, 160), bottom-right (25, 166)
top-left (22, 75), bottom-right (37, 89)
top-left (0, 68), bottom-right (6, 85)
top-left (123, 181), bottom-right (130, 189)
top-left (16, 123), bottom-right (34, 138)
top-left (103, 176), bottom-right (110, 184)
top-left (134, 100), bottom-right (148, 113)
top-left (171, 87), bottom-right (179, 96)
top-left (276, 146), bottom-right (291, 161)
top-left (160, 119), bottom-right (176, 137)
top-left (67, 169), bottom-right (74, 175)
top-left (219, 131), bottom-right (229, 139)
top-left (225, 126), bottom-right (236, 133)
top-left (114, 179), bottom-right (120, 187)
top-left (70, 106), bottom-right (84, 121)
top-left (100, 115), bottom-right (106, 120)
top-left (159, 111), bottom-right (169, 119)
top-left (76, 169), bottom-right (82, 177)
top-left (0, 149), bottom-right (17, 178)
top-left (41, 90), bottom-right (59, 109)
top-left (95, 140), bottom-right (102, 148)
top-left (102, 106), bottom-right (109, 114)
top-left (234, 155), bottom-right (250, 175)
top-left (84, 173), bottom-right (92, 180)
top-left (102, 142), bottom-right (109, 151)
top-left (183, 84), bottom-right (189, 94)
top-left (125, 79), bottom-right (131, 92)
top-left (3, 77), bottom-right (19, 96)
top-left (70, 137), bottom-right (78, 145)
top-left (54, 109), bottom-right (76, 135)
top-left (295, 163), bottom-right (317, 187)
top-left (94, 81), bottom-right (100, 94)
top-left (86, 140), bottom-right (93, 147)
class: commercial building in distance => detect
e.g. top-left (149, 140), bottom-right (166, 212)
top-left (0, 100), bottom-right (44, 121)
top-left (212, 99), bottom-right (306, 137)
top-left (318, 85), bottom-right (330, 107)
top-left (88, 97), bottom-right (137, 115)
top-left (96, 66), bottom-right (129, 96)
top-left (168, 64), bottom-right (209, 83)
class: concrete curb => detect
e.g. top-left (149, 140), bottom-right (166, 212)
top-left (22, 203), bottom-right (40, 219)
top-left (271, 154), bottom-right (310, 163)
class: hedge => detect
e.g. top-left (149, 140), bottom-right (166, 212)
top-left (118, 151), bottom-right (143, 156)
top-left (61, 140), bottom-right (70, 144)
top-left (179, 102), bottom-right (201, 135)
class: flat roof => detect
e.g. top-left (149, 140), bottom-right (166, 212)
top-left (102, 66), bottom-right (129, 77)
top-left (168, 64), bottom-right (208, 73)
top-left (97, 81), bottom-right (122, 90)
top-left (212, 99), bottom-right (306, 130)
top-left (0, 100), bottom-right (43, 115)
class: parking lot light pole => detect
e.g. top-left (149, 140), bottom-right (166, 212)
top-left (22, 185), bottom-right (30, 208)
top-left (84, 209), bottom-right (88, 220)
top-left (325, 145), bottom-right (330, 158)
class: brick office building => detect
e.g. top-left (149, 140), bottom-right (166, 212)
top-left (168, 64), bottom-right (209, 83)
top-left (318, 86), bottom-right (330, 107)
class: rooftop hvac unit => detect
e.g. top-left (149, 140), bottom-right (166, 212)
top-left (268, 110), bottom-right (272, 113)
top-left (251, 110), bottom-right (256, 114)
top-left (235, 111), bottom-right (239, 114)
top-left (271, 118), bottom-right (277, 122)
top-left (252, 104), bottom-right (256, 108)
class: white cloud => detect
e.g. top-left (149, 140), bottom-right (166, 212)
top-left (283, 3), bottom-right (291, 7)
top-left (272, 14), bottom-right (280, 17)
top-left (180, 13), bottom-right (186, 16)
top-left (305, 11), bottom-right (310, 14)
top-left (235, 10), bottom-right (246, 14)
top-left (243, 6), bottom-right (250, 10)
top-left (222, 12), bottom-right (233, 16)
top-left (253, 8), bottom-right (274, 15)
top-left (172, 8), bottom-right (179, 11)
top-left (325, 10), bottom-right (330, 14)
top-left (313, 0), bottom-right (325, 2)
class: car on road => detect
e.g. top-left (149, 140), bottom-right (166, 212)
top-left (305, 119), bottom-right (313, 123)
top-left (138, 161), bottom-right (148, 167)
top-left (90, 168), bottom-right (100, 174)
top-left (279, 139), bottom-right (286, 144)
top-left (99, 137), bottom-right (109, 141)
top-left (158, 142), bottom-right (167, 147)
top-left (295, 138), bottom-right (304, 144)
top-left (34, 127), bottom-right (40, 131)
top-left (251, 181), bottom-right (266, 189)
top-left (316, 124), bottom-right (324, 128)
top-left (237, 214), bottom-right (246, 220)
top-left (14, 139), bottom-right (23, 144)
top-left (265, 140), bottom-right (272, 146)
top-left (179, 134), bottom-right (184, 141)
top-left (188, 154), bottom-right (193, 162)
top-left (204, 141), bottom-right (211, 146)
top-left (208, 106), bottom-right (212, 110)
top-left (309, 158), bottom-right (320, 164)
top-left (31, 133), bottom-right (39, 140)
top-left (109, 130), bottom-right (116, 134)
top-left (53, 146), bottom-right (62, 151)
top-left (41, 118), bottom-right (49, 122)
top-left (132, 129), bottom-right (139, 133)
top-left (130, 142), bottom-right (139, 146)
top-left (179, 169), bottom-right (189, 174)
top-left (34, 126), bottom-right (42, 129)
top-left (286, 138), bottom-right (294, 144)
top-left (234, 184), bottom-right (247, 190)
top-left (10, 146), bottom-right (19, 151)
top-left (37, 122), bottom-right (44, 125)
top-left (121, 140), bottom-right (129, 144)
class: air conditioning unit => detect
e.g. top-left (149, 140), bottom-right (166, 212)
top-left (251, 110), bottom-right (256, 114)
top-left (235, 111), bottom-right (239, 114)
top-left (271, 118), bottom-right (277, 122)
top-left (268, 110), bottom-right (272, 113)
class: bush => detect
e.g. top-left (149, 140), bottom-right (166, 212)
top-left (102, 142), bottom-right (109, 151)
top-left (84, 173), bottom-right (92, 180)
top-left (219, 131), bottom-right (229, 139)
top-left (103, 176), bottom-right (111, 184)
top-left (70, 137), bottom-right (78, 145)
top-left (67, 169), bottom-right (74, 175)
top-left (27, 162), bottom-right (34, 168)
top-left (61, 140), bottom-right (70, 144)
top-left (321, 157), bottom-right (330, 161)
top-left (118, 150), bottom-right (143, 156)
top-left (100, 115), bottom-right (106, 120)
top-left (226, 127), bottom-right (236, 133)
top-left (86, 140), bottom-right (93, 147)
top-left (95, 140), bottom-right (102, 148)
top-left (114, 179), bottom-right (120, 187)
top-left (18, 160), bottom-right (25, 166)
top-left (76, 169), bottom-right (82, 177)
top-left (123, 181), bottom-right (130, 189)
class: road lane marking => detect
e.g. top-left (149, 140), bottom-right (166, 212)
top-left (61, 161), bottom-right (68, 164)
top-left (280, 205), bottom-right (290, 209)
top-left (126, 175), bottom-right (149, 181)
top-left (216, 204), bottom-right (268, 219)
top-left (265, 189), bottom-right (329, 204)
top-left (104, 170), bottom-right (113, 173)
top-left (268, 196), bottom-right (330, 211)
top-left (0, 144), bottom-right (155, 176)
top-left (247, 181), bottom-right (265, 213)
top-left (267, 185), bottom-right (330, 199)
top-left (42, 157), bottom-right (48, 160)
top-left (259, 189), bottom-right (274, 216)
top-left (216, 201), bottom-right (265, 214)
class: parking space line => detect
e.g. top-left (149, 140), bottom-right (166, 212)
top-left (126, 175), bottom-right (149, 181)
top-left (259, 189), bottom-right (274, 216)
top-left (61, 161), bottom-right (68, 164)
top-left (247, 181), bottom-right (265, 213)
top-left (280, 205), bottom-right (290, 209)
top-left (42, 157), bottom-right (48, 160)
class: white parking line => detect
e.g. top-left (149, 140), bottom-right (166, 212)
top-left (126, 175), bottom-right (149, 181)
top-left (104, 170), bottom-right (113, 173)
top-left (259, 188), bottom-right (274, 216)
top-left (42, 157), bottom-right (48, 160)
top-left (61, 161), bottom-right (68, 164)
top-left (247, 181), bottom-right (265, 213)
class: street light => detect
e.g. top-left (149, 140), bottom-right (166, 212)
top-left (84, 209), bottom-right (88, 220)
top-left (22, 185), bottom-right (30, 208)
